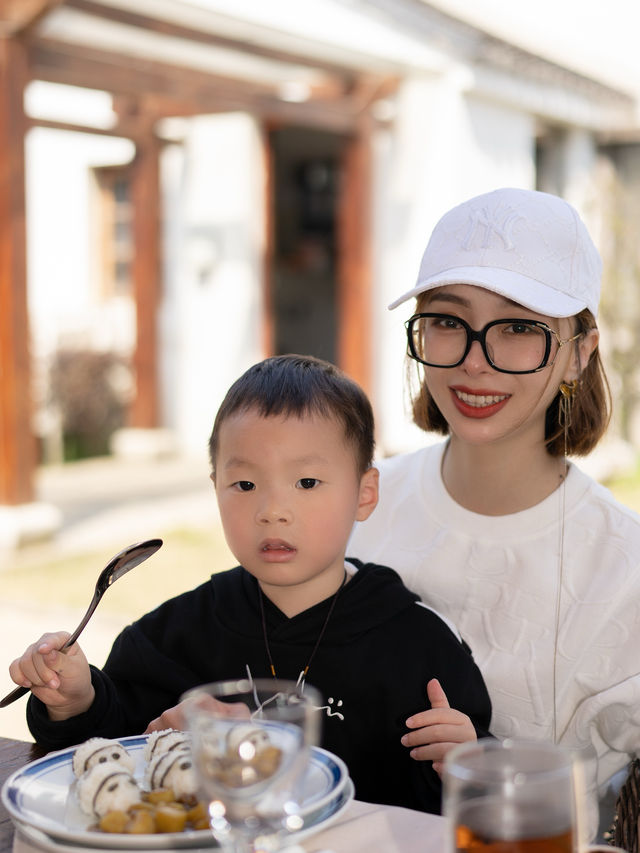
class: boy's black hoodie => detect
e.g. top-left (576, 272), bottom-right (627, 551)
top-left (28, 560), bottom-right (491, 814)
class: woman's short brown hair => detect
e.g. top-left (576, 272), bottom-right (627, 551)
top-left (409, 308), bottom-right (611, 457)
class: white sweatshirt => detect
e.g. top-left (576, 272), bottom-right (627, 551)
top-left (349, 441), bottom-right (640, 800)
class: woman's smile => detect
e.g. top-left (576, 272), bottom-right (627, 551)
top-left (450, 385), bottom-right (511, 419)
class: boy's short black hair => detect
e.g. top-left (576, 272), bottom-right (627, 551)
top-left (209, 354), bottom-right (375, 478)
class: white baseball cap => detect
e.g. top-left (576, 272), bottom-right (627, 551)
top-left (389, 187), bottom-right (602, 317)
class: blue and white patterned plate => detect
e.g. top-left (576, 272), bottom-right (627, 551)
top-left (2, 735), bottom-right (351, 849)
top-left (14, 782), bottom-right (355, 853)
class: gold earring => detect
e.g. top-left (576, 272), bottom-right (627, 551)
top-left (558, 379), bottom-right (578, 458)
top-left (559, 379), bottom-right (578, 399)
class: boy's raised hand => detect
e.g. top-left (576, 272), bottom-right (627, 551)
top-left (8, 632), bottom-right (94, 720)
top-left (145, 695), bottom-right (251, 734)
top-left (401, 678), bottom-right (477, 775)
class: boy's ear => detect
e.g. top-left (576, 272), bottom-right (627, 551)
top-left (355, 466), bottom-right (379, 522)
top-left (210, 472), bottom-right (216, 489)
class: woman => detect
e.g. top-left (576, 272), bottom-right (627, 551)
top-left (349, 187), bottom-right (640, 832)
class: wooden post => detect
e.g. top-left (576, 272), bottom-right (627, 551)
top-left (261, 124), bottom-right (275, 356)
top-left (0, 35), bottom-right (35, 505)
top-left (337, 121), bottom-right (372, 395)
top-left (129, 133), bottom-right (161, 428)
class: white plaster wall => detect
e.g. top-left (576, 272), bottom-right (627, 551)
top-left (557, 129), bottom-right (599, 217)
top-left (25, 128), bottom-right (135, 360)
top-left (371, 74), bottom-right (537, 455)
top-left (159, 113), bottom-right (265, 458)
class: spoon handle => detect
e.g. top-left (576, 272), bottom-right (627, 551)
top-left (0, 591), bottom-right (102, 708)
top-left (63, 590), bottom-right (102, 650)
top-left (0, 684), bottom-right (28, 707)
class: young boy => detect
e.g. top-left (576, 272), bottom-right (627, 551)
top-left (10, 354), bottom-right (491, 814)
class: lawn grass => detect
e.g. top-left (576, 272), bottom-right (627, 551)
top-left (0, 525), bottom-right (234, 620)
top-left (604, 461), bottom-right (640, 513)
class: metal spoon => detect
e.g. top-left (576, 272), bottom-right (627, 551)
top-left (0, 537), bottom-right (163, 708)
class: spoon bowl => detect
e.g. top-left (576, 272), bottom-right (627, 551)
top-left (0, 538), bottom-right (163, 708)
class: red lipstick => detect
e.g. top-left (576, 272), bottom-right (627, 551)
top-left (450, 386), bottom-right (510, 420)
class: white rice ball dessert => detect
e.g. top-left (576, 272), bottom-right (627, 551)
top-left (145, 749), bottom-right (197, 801)
top-left (225, 724), bottom-right (272, 756)
top-left (76, 761), bottom-right (142, 818)
top-left (143, 728), bottom-right (190, 763)
top-left (72, 737), bottom-right (135, 778)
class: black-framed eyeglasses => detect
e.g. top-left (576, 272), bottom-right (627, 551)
top-left (405, 313), bottom-right (582, 375)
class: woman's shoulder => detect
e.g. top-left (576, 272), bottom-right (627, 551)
top-left (568, 466), bottom-right (640, 580)
top-left (344, 558), bottom-right (465, 641)
top-left (571, 463), bottom-right (640, 529)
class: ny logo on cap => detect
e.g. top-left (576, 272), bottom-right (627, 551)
top-left (461, 205), bottom-right (522, 252)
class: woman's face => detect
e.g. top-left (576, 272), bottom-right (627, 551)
top-left (416, 284), bottom-right (595, 450)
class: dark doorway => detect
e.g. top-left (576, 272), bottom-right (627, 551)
top-left (269, 126), bottom-right (347, 364)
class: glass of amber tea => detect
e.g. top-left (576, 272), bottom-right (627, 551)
top-left (443, 739), bottom-right (577, 853)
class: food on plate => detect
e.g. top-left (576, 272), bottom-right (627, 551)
top-left (97, 790), bottom-right (209, 834)
top-left (145, 748), bottom-right (198, 800)
top-left (99, 807), bottom-right (154, 835)
top-left (142, 728), bottom-right (190, 762)
top-left (201, 723), bottom-right (283, 788)
top-left (225, 723), bottom-right (272, 755)
top-left (71, 737), bottom-right (136, 777)
top-left (75, 760), bottom-right (142, 817)
top-left (70, 734), bottom-right (207, 835)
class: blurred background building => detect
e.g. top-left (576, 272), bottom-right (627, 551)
top-left (3, 0), bottom-right (640, 547)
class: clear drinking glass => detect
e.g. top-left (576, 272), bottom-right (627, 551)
top-left (182, 678), bottom-right (321, 853)
top-left (443, 738), bottom-right (578, 853)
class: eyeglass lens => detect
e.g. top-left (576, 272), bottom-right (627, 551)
top-left (409, 315), bottom-right (552, 373)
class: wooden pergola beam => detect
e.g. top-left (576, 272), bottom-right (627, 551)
top-left (28, 97), bottom-right (371, 137)
top-left (0, 35), bottom-right (35, 504)
top-left (0, 0), bottom-right (63, 36)
top-left (64, 0), bottom-right (360, 82)
top-left (28, 38), bottom-right (291, 100)
top-left (28, 36), bottom-right (352, 102)
top-left (28, 39), bottom-right (382, 133)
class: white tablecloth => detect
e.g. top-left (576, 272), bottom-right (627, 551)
top-left (13, 800), bottom-right (448, 853)
top-left (298, 799), bottom-right (447, 852)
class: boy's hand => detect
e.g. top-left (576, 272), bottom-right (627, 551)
top-left (401, 678), bottom-right (477, 775)
top-left (145, 696), bottom-right (250, 734)
top-left (145, 701), bottom-right (190, 733)
top-left (8, 632), bottom-right (94, 720)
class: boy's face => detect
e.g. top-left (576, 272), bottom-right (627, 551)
top-left (213, 409), bottom-right (378, 608)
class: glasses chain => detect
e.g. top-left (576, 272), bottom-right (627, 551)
top-left (258, 570), bottom-right (347, 681)
top-left (552, 380), bottom-right (577, 743)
